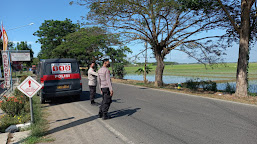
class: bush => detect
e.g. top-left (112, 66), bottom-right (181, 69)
top-left (185, 79), bottom-right (200, 91)
top-left (0, 112), bottom-right (31, 132)
top-left (0, 95), bottom-right (29, 117)
top-left (113, 63), bottom-right (126, 79)
top-left (225, 82), bottom-right (235, 94)
top-left (185, 79), bottom-right (217, 92)
top-left (200, 80), bottom-right (217, 92)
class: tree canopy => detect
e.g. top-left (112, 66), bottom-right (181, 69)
top-left (33, 18), bottom-right (80, 59)
top-left (72, 0), bottom-right (227, 86)
top-left (52, 27), bottom-right (121, 66)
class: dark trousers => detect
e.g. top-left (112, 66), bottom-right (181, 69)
top-left (99, 88), bottom-right (112, 114)
top-left (89, 86), bottom-right (96, 102)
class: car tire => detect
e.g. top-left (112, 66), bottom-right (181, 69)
top-left (40, 91), bottom-right (46, 104)
top-left (73, 94), bottom-right (80, 101)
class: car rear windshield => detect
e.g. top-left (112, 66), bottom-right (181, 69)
top-left (44, 62), bottom-right (79, 75)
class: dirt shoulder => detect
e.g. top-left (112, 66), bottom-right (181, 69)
top-left (111, 78), bottom-right (257, 106)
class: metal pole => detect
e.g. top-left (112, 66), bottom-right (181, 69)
top-left (29, 97), bottom-right (34, 123)
top-left (8, 51), bottom-right (13, 91)
top-left (144, 41), bottom-right (147, 84)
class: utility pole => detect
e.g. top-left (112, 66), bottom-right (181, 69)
top-left (144, 41), bottom-right (147, 84)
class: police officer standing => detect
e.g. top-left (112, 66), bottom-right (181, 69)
top-left (98, 59), bottom-right (113, 120)
top-left (88, 61), bottom-right (98, 106)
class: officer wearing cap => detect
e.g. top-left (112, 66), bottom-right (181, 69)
top-left (98, 59), bottom-right (113, 120)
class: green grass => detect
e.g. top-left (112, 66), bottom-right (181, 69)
top-left (23, 96), bottom-right (53, 144)
top-left (125, 63), bottom-right (257, 80)
top-left (12, 71), bottom-right (33, 78)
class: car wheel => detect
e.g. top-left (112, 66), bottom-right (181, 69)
top-left (40, 91), bottom-right (46, 104)
top-left (73, 94), bottom-right (80, 101)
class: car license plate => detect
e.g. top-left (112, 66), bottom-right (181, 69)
top-left (57, 85), bottom-right (69, 89)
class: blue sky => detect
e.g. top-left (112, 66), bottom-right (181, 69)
top-left (1, 0), bottom-right (257, 63)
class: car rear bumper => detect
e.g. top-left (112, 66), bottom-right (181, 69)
top-left (42, 88), bottom-right (82, 98)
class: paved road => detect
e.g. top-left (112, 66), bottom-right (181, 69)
top-left (43, 78), bottom-right (257, 144)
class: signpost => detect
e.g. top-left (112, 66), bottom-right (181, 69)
top-left (11, 52), bottom-right (30, 61)
top-left (17, 76), bottom-right (42, 123)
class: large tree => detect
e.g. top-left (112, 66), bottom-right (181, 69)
top-left (72, 0), bottom-right (227, 86)
top-left (34, 18), bottom-right (80, 59)
top-left (183, 0), bottom-right (257, 97)
top-left (52, 27), bottom-right (120, 66)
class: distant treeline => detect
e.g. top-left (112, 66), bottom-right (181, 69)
top-left (133, 62), bottom-right (179, 66)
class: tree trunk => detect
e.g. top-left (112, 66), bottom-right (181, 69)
top-left (154, 52), bottom-right (164, 87)
top-left (235, 0), bottom-right (250, 97)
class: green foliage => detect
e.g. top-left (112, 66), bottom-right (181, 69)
top-left (200, 80), bottom-right (217, 92)
top-left (34, 18), bottom-right (80, 59)
top-left (32, 58), bottom-right (40, 66)
top-left (135, 65), bottom-right (152, 75)
top-left (225, 83), bottom-right (235, 94)
top-left (23, 96), bottom-right (53, 143)
top-left (0, 95), bottom-right (29, 117)
top-left (52, 27), bottom-right (120, 66)
top-left (106, 46), bottom-right (132, 76)
top-left (185, 79), bottom-right (217, 92)
top-left (185, 79), bottom-right (201, 91)
top-left (113, 63), bottom-right (126, 79)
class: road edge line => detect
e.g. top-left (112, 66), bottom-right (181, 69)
top-left (113, 82), bottom-right (257, 108)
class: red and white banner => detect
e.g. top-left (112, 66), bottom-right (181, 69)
top-left (2, 52), bottom-right (10, 88)
top-left (0, 28), bottom-right (2, 39)
top-left (2, 24), bottom-right (8, 51)
top-left (51, 63), bottom-right (71, 74)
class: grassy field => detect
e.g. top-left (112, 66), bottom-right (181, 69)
top-left (125, 63), bottom-right (257, 80)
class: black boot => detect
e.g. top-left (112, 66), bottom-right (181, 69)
top-left (98, 112), bottom-right (103, 118)
top-left (91, 101), bottom-right (97, 106)
top-left (102, 113), bottom-right (110, 120)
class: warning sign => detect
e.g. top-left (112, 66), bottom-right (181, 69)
top-left (17, 76), bottom-right (42, 98)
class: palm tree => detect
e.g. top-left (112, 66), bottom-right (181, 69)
top-left (135, 65), bottom-right (152, 83)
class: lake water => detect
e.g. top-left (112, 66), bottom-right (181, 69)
top-left (124, 74), bottom-right (257, 93)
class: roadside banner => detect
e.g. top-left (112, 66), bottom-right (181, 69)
top-left (11, 52), bottom-right (30, 61)
top-left (0, 28), bottom-right (2, 39)
top-left (2, 24), bottom-right (8, 51)
top-left (2, 51), bottom-right (11, 88)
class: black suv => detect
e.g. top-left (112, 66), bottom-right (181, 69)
top-left (37, 59), bottom-right (82, 103)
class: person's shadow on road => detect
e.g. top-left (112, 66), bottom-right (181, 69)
top-left (109, 108), bottom-right (141, 119)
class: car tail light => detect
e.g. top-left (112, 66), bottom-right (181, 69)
top-left (40, 77), bottom-right (44, 89)
top-left (80, 76), bottom-right (82, 85)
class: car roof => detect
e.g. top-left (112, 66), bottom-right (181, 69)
top-left (40, 58), bottom-right (78, 63)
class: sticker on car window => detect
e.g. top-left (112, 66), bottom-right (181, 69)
top-left (51, 63), bottom-right (71, 74)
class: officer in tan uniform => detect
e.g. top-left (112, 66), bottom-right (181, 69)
top-left (98, 59), bottom-right (113, 120)
top-left (88, 61), bottom-right (98, 105)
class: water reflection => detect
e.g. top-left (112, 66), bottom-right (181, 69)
top-left (124, 74), bottom-right (257, 93)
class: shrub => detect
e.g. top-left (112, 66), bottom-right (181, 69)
top-left (200, 80), bottom-right (217, 92)
top-left (225, 82), bottom-right (235, 94)
top-left (185, 79), bottom-right (200, 91)
top-left (185, 79), bottom-right (217, 92)
top-left (113, 63), bottom-right (126, 79)
top-left (0, 95), bottom-right (29, 117)
top-left (0, 113), bottom-right (31, 132)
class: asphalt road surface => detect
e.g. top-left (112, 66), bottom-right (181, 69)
top-left (42, 78), bottom-right (257, 144)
